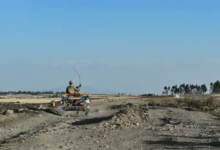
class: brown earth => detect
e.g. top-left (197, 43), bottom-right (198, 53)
top-left (1, 96), bottom-right (220, 150)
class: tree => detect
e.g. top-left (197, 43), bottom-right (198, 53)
top-left (210, 82), bottom-right (214, 93)
top-left (179, 84), bottom-right (185, 95)
top-left (170, 85), bottom-right (176, 95)
top-left (163, 83), bottom-right (209, 95)
top-left (190, 84), bottom-right (196, 95)
top-left (163, 86), bottom-right (168, 95)
top-left (201, 84), bottom-right (207, 94)
top-left (212, 80), bottom-right (220, 94)
top-left (168, 86), bottom-right (171, 94)
top-left (184, 84), bottom-right (190, 95)
top-left (174, 85), bottom-right (180, 95)
top-left (194, 84), bottom-right (201, 94)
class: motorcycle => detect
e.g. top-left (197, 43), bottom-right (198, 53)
top-left (59, 93), bottom-right (90, 116)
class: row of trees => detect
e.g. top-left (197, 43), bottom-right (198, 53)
top-left (210, 81), bottom-right (220, 93)
top-left (0, 91), bottom-right (64, 95)
top-left (162, 80), bottom-right (220, 95)
top-left (162, 84), bottom-right (207, 95)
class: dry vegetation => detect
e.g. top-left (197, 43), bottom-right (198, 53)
top-left (2, 94), bottom-right (220, 149)
top-left (147, 96), bottom-right (220, 116)
top-left (0, 94), bottom-right (60, 103)
top-left (2, 94), bottom-right (220, 124)
top-left (0, 94), bottom-right (144, 104)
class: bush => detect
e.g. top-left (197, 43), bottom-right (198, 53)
top-left (141, 93), bottom-right (155, 96)
top-left (148, 96), bottom-right (220, 111)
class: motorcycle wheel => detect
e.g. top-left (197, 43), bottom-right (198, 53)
top-left (84, 108), bottom-right (90, 116)
top-left (63, 101), bottom-right (68, 111)
top-left (58, 108), bottom-right (65, 116)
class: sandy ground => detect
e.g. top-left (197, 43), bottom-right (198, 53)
top-left (0, 95), bottom-right (145, 104)
top-left (1, 98), bottom-right (220, 150)
top-left (0, 98), bottom-right (60, 104)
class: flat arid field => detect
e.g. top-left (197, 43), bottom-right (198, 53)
top-left (0, 94), bottom-right (141, 103)
top-left (1, 94), bottom-right (220, 150)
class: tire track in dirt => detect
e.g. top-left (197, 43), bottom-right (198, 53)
top-left (2, 100), bottom-right (220, 150)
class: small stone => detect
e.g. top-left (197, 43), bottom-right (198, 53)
top-left (38, 105), bottom-right (43, 109)
top-left (18, 108), bottom-right (24, 112)
top-left (169, 127), bottom-right (174, 131)
top-left (4, 110), bottom-right (14, 115)
top-left (52, 102), bottom-right (56, 107)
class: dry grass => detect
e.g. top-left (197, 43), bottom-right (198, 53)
top-left (0, 94), bottom-right (141, 104)
top-left (147, 96), bottom-right (220, 116)
top-left (0, 113), bottom-right (27, 123)
top-left (0, 98), bottom-right (60, 104)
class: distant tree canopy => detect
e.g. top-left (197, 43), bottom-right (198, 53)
top-left (162, 84), bottom-right (207, 95)
top-left (210, 80), bottom-right (220, 94)
top-left (141, 93), bottom-right (155, 96)
top-left (162, 80), bottom-right (220, 95)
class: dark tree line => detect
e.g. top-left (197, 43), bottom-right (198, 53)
top-left (210, 80), bottom-right (220, 94)
top-left (162, 80), bottom-right (220, 95)
top-left (162, 84), bottom-right (207, 95)
top-left (0, 91), bottom-right (64, 95)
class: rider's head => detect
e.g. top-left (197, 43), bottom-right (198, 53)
top-left (69, 80), bottom-right (73, 85)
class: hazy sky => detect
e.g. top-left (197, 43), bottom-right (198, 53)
top-left (0, 0), bottom-right (220, 94)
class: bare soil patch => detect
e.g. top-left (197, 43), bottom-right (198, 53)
top-left (1, 96), bottom-right (220, 150)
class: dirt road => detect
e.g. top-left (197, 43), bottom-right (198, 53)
top-left (1, 99), bottom-right (220, 150)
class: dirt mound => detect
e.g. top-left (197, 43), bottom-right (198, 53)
top-left (99, 103), bottom-right (149, 130)
top-left (0, 103), bottom-right (26, 115)
top-left (0, 102), bottom-right (59, 115)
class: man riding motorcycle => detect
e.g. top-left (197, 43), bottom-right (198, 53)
top-left (62, 80), bottom-right (90, 116)
top-left (66, 80), bottom-right (81, 94)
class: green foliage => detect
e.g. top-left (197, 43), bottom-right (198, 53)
top-left (162, 83), bottom-right (208, 95)
top-left (211, 80), bottom-right (220, 94)
top-left (141, 93), bottom-right (155, 96)
top-left (162, 80), bottom-right (220, 95)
